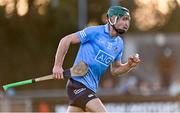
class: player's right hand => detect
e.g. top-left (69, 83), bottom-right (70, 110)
top-left (53, 66), bottom-right (64, 79)
top-left (127, 53), bottom-right (140, 68)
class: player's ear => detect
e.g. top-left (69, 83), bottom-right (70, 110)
top-left (110, 16), bottom-right (116, 23)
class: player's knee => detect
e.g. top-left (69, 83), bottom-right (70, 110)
top-left (85, 98), bottom-right (107, 112)
top-left (67, 106), bottom-right (84, 113)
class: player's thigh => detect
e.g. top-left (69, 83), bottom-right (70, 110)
top-left (67, 105), bottom-right (84, 113)
top-left (85, 98), bottom-right (107, 112)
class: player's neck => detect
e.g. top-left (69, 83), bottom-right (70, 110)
top-left (109, 26), bottom-right (118, 38)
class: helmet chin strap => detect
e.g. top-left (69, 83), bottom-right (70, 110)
top-left (108, 16), bottom-right (125, 35)
top-left (111, 25), bottom-right (125, 34)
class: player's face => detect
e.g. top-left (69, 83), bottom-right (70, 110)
top-left (115, 16), bottom-right (130, 32)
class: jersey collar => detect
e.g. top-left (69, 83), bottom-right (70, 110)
top-left (104, 24), bottom-right (109, 34)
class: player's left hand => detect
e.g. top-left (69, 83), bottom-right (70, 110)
top-left (127, 54), bottom-right (140, 68)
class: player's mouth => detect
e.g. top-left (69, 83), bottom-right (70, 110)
top-left (123, 26), bottom-right (128, 30)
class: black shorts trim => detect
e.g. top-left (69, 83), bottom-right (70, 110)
top-left (66, 78), bottom-right (97, 111)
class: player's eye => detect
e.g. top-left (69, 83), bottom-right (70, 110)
top-left (122, 16), bottom-right (129, 21)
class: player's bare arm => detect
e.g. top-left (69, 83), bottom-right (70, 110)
top-left (110, 54), bottom-right (140, 76)
top-left (53, 33), bottom-right (80, 79)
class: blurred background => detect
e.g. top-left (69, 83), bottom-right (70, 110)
top-left (0, 0), bottom-right (180, 112)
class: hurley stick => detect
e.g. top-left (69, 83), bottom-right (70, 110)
top-left (3, 61), bottom-right (88, 91)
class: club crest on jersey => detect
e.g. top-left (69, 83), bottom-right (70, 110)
top-left (95, 50), bottom-right (114, 66)
top-left (114, 46), bottom-right (119, 53)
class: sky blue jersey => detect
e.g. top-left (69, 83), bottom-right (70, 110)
top-left (72, 24), bottom-right (124, 92)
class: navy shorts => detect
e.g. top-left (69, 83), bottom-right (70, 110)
top-left (66, 78), bottom-right (97, 111)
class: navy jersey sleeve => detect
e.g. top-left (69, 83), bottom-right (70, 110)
top-left (114, 50), bottom-right (123, 61)
top-left (75, 27), bottom-right (95, 44)
top-left (114, 42), bottom-right (124, 61)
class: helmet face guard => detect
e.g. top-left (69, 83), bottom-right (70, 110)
top-left (107, 6), bottom-right (130, 34)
